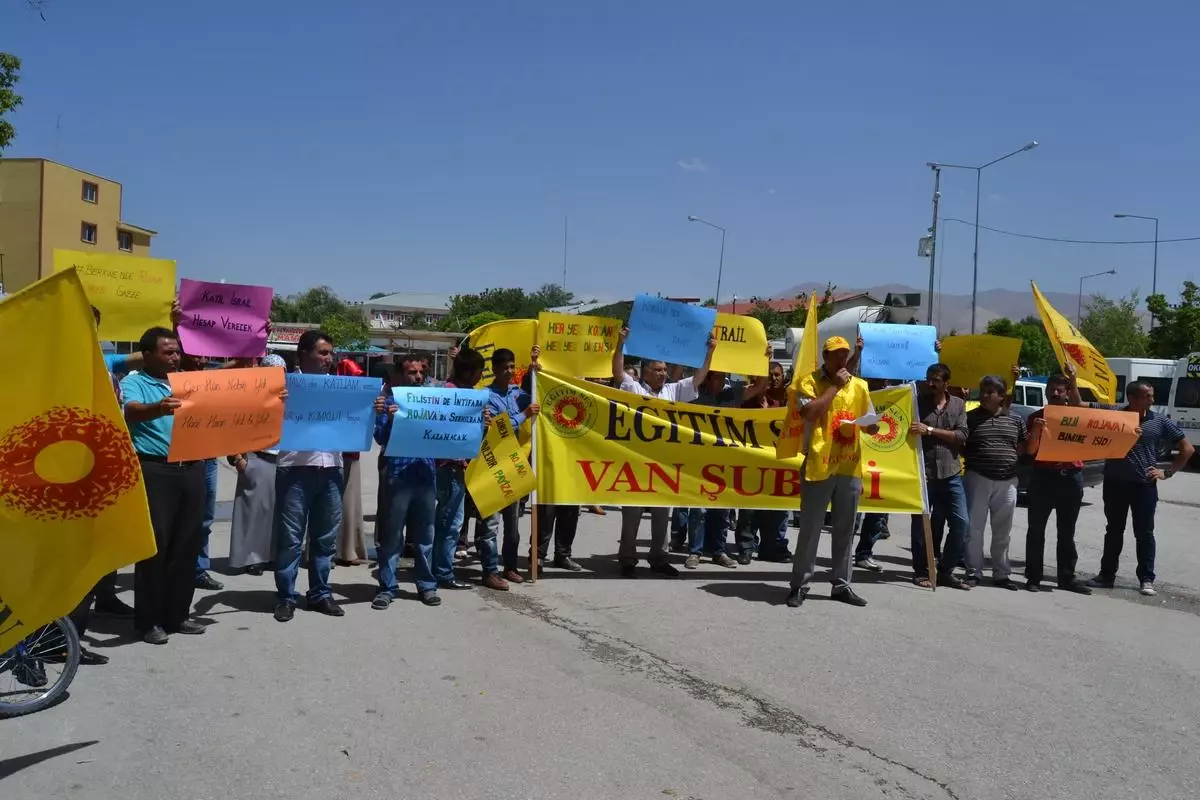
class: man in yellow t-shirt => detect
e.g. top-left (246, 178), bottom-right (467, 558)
top-left (787, 336), bottom-right (878, 609)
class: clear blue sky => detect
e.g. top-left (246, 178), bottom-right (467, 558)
top-left (4, 1), bottom-right (1198, 305)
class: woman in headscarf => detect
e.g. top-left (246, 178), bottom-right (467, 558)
top-left (228, 353), bottom-right (288, 575)
top-left (335, 358), bottom-right (370, 566)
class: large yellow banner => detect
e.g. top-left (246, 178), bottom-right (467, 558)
top-left (0, 270), bottom-right (157, 652)
top-left (466, 319), bottom-right (537, 388)
top-left (1032, 281), bottom-right (1115, 403)
top-left (534, 372), bottom-right (925, 513)
top-left (53, 249), bottom-right (176, 342)
top-left (466, 413), bottom-right (536, 518)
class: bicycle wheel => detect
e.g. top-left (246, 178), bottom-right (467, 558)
top-left (0, 617), bottom-right (81, 718)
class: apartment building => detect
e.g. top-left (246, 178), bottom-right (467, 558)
top-left (0, 158), bottom-right (157, 293)
top-left (362, 292), bottom-right (453, 330)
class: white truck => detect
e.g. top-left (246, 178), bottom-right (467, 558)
top-left (1166, 353), bottom-right (1200, 466)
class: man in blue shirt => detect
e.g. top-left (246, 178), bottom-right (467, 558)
top-left (1092, 380), bottom-right (1194, 596)
top-left (480, 348), bottom-right (539, 588)
top-left (372, 356), bottom-right (446, 609)
top-left (121, 327), bottom-right (207, 645)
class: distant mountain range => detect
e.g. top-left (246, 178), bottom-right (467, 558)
top-left (776, 282), bottom-right (1102, 333)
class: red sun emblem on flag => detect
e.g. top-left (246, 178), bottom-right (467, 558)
top-left (0, 406), bottom-right (140, 521)
top-left (831, 409), bottom-right (858, 445)
top-left (873, 412), bottom-right (901, 446)
top-left (553, 395), bottom-right (587, 431)
top-left (1062, 343), bottom-right (1088, 367)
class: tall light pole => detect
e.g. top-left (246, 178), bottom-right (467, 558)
top-left (920, 165), bottom-right (942, 325)
top-left (687, 215), bottom-right (726, 307)
top-left (1078, 269), bottom-right (1117, 324)
top-left (1113, 213), bottom-right (1159, 327)
top-left (930, 140), bottom-right (1039, 333)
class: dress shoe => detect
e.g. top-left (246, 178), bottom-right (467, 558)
top-left (831, 587), bottom-right (868, 606)
top-left (13, 659), bottom-right (48, 687)
top-left (737, 552), bottom-right (753, 565)
top-left (994, 578), bottom-right (1021, 591)
top-left (1024, 582), bottom-right (1043, 593)
top-left (503, 568), bottom-right (525, 584)
top-left (274, 602), bottom-right (296, 622)
top-left (93, 595), bottom-right (135, 618)
top-left (649, 562), bottom-right (679, 578)
top-left (785, 587), bottom-right (809, 608)
top-left (1058, 579), bottom-right (1093, 596)
top-left (765, 551), bottom-right (793, 563)
top-left (245, 565), bottom-right (264, 576)
top-left (482, 573), bottom-right (510, 591)
top-left (438, 579), bottom-right (473, 590)
top-left (1089, 574), bottom-right (1115, 589)
top-left (684, 554), bottom-right (700, 569)
top-left (171, 620), bottom-right (206, 635)
top-left (620, 564), bottom-right (639, 579)
top-left (195, 572), bottom-right (224, 591)
top-left (420, 591), bottom-right (442, 607)
top-left (307, 596), bottom-right (345, 616)
top-left (713, 553), bottom-right (738, 569)
top-left (553, 556), bottom-right (583, 572)
top-left (142, 626), bottom-right (169, 645)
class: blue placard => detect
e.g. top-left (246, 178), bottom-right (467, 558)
top-left (278, 374), bottom-right (382, 452)
top-left (384, 386), bottom-right (489, 459)
top-left (858, 323), bottom-right (939, 381)
top-left (623, 294), bottom-right (716, 368)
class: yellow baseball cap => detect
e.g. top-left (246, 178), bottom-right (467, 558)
top-left (823, 335), bottom-right (851, 352)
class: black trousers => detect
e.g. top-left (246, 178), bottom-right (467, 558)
top-left (135, 457), bottom-right (206, 632)
top-left (1025, 469), bottom-right (1083, 585)
top-left (67, 572), bottom-right (118, 638)
top-left (534, 505), bottom-right (580, 561)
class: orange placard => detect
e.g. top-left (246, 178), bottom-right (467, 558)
top-left (1036, 405), bottom-right (1139, 463)
top-left (167, 367), bottom-right (286, 461)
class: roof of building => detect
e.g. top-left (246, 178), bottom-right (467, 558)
top-left (548, 296), bottom-right (703, 315)
top-left (365, 292), bottom-right (454, 311)
top-left (118, 221), bottom-right (158, 236)
top-left (715, 292), bottom-right (879, 315)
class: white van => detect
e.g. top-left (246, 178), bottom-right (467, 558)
top-left (1166, 353), bottom-right (1200, 465)
top-left (1106, 357), bottom-right (1178, 413)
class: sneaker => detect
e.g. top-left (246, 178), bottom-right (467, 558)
top-left (553, 556), bottom-right (583, 572)
top-left (855, 557), bottom-right (883, 573)
top-left (274, 602), bottom-right (296, 622)
top-left (93, 595), bottom-right (135, 618)
top-left (13, 659), bottom-right (48, 687)
top-left (194, 571), bottom-right (224, 591)
top-left (649, 562), bottom-right (679, 578)
top-left (831, 587), bottom-right (868, 607)
top-left (713, 553), bottom-right (738, 569)
top-left (482, 573), bottom-right (510, 591)
top-left (785, 588), bottom-right (809, 608)
top-left (454, 549), bottom-right (468, 560)
top-left (1140, 582), bottom-right (1157, 597)
top-left (371, 593), bottom-right (393, 610)
top-left (1089, 574), bottom-right (1115, 589)
top-left (684, 554), bottom-right (700, 570)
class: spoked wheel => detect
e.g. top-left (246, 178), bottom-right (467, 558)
top-left (0, 617), bottom-right (81, 718)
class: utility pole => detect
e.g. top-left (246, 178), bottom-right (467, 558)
top-left (562, 215), bottom-right (568, 291)
top-left (924, 165), bottom-right (941, 326)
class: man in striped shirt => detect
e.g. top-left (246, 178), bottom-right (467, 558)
top-left (963, 375), bottom-right (1027, 590)
top-left (1091, 380), bottom-right (1194, 596)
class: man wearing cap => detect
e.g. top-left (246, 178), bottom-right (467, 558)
top-left (787, 336), bottom-right (878, 609)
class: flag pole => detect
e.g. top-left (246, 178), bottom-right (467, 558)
top-left (529, 367), bottom-right (539, 583)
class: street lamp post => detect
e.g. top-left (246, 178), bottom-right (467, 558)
top-left (930, 140), bottom-right (1039, 333)
top-left (1113, 213), bottom-right (1159, 327)
top-left (1078, 269), bottom-right (1117, 324)
top-left (687, 215), bottom-right (726, 308)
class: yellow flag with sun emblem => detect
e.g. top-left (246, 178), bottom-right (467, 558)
top-left (0, 269), bottom-right (156, 652)
top-left (1031, 281), bottom-right (1115, 403)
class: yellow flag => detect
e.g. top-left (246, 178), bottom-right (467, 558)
top-left (711, 313), bottom-right (769, 376)
top-left (465, 413), bottom-right (536, 518)
top-left (0, 270), bottom-right (156, 652)
top-left (466, 319), bottom-right (537, 388)
top-left (53, 249), bottom-right (176, 342)
top-left (1031, 282), bottom-right (1116, 403)
top-left (777, 292), bottom-right (820, 458)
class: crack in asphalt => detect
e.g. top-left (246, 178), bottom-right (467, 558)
top-left (486, 589), bottom-right (961, 800)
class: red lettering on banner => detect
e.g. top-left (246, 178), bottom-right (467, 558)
top-left (646, 463), bottom-right (683, 494)
top-left (863, 460), bottom-right (883, 500)
top-left (578, 460), bottom-right (681, 494)
top-left (699, 464), bottom-right (727, 501)
top-left (579, 460), bottom-right (616, 492)
top-left (730, 466), bottom-right (767, 496)
top-left (773, 468), bottom-right (801, 499)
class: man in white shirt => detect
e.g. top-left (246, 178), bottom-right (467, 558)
top-left (272, 330), bottom-right (384, 622)
top-left (609, 327), bottom-right (715, 577)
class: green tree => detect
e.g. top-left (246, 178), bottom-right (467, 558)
top-left (748, 301), bottom-right (788, 339)
top-left (320, 312), bottom-right (371, 350)
top-left (368, 291), bottom-right (392, 300)
top-left (270, 286), bottom-right (370, 348)
top-left (439, 284), bottom-right (573, 331)
top-left (0, 53), bottom-right (21, 153)
top-left (986, 315), bottom-right (1058, 374)
top-left (1080, 292), bottom-right (1148, 357)
top-left (1147, 281), bottom-right (1200, 359)
top-left (465, 311), bottom-right (505, 331)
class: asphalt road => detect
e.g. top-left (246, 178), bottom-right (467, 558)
top-left (4, 460), bottom-right (1200, 800)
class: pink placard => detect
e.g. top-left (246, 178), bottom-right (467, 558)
top-left (177, 278), bottom-right (272, 358)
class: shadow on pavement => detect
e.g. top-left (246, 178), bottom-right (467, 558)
top-left (0, 741), bottom-right (99, 780)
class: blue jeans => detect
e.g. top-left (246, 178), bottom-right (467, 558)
top-left (434, 465), bottom-right (467, 584)
top-left (378, 472), bottom-right (438, 595)
top-left (478, 504), bottom-right (520, 574)
top-left (910, 475), bottom-right (968, 578)
top-left (688, 508), bottom-right (731, 555)
top-left (196, 458), bottom-right (218, 576)
top-left (855, 513), bottom-right (888, 559)
top-left (274, 466), bottom-right (343, 603)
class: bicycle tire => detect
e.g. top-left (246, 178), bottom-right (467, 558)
top-left (0, 617), bottom-right (81, 719)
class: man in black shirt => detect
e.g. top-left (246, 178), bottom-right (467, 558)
top-left (963, 375), bottom-right (1027, 590)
